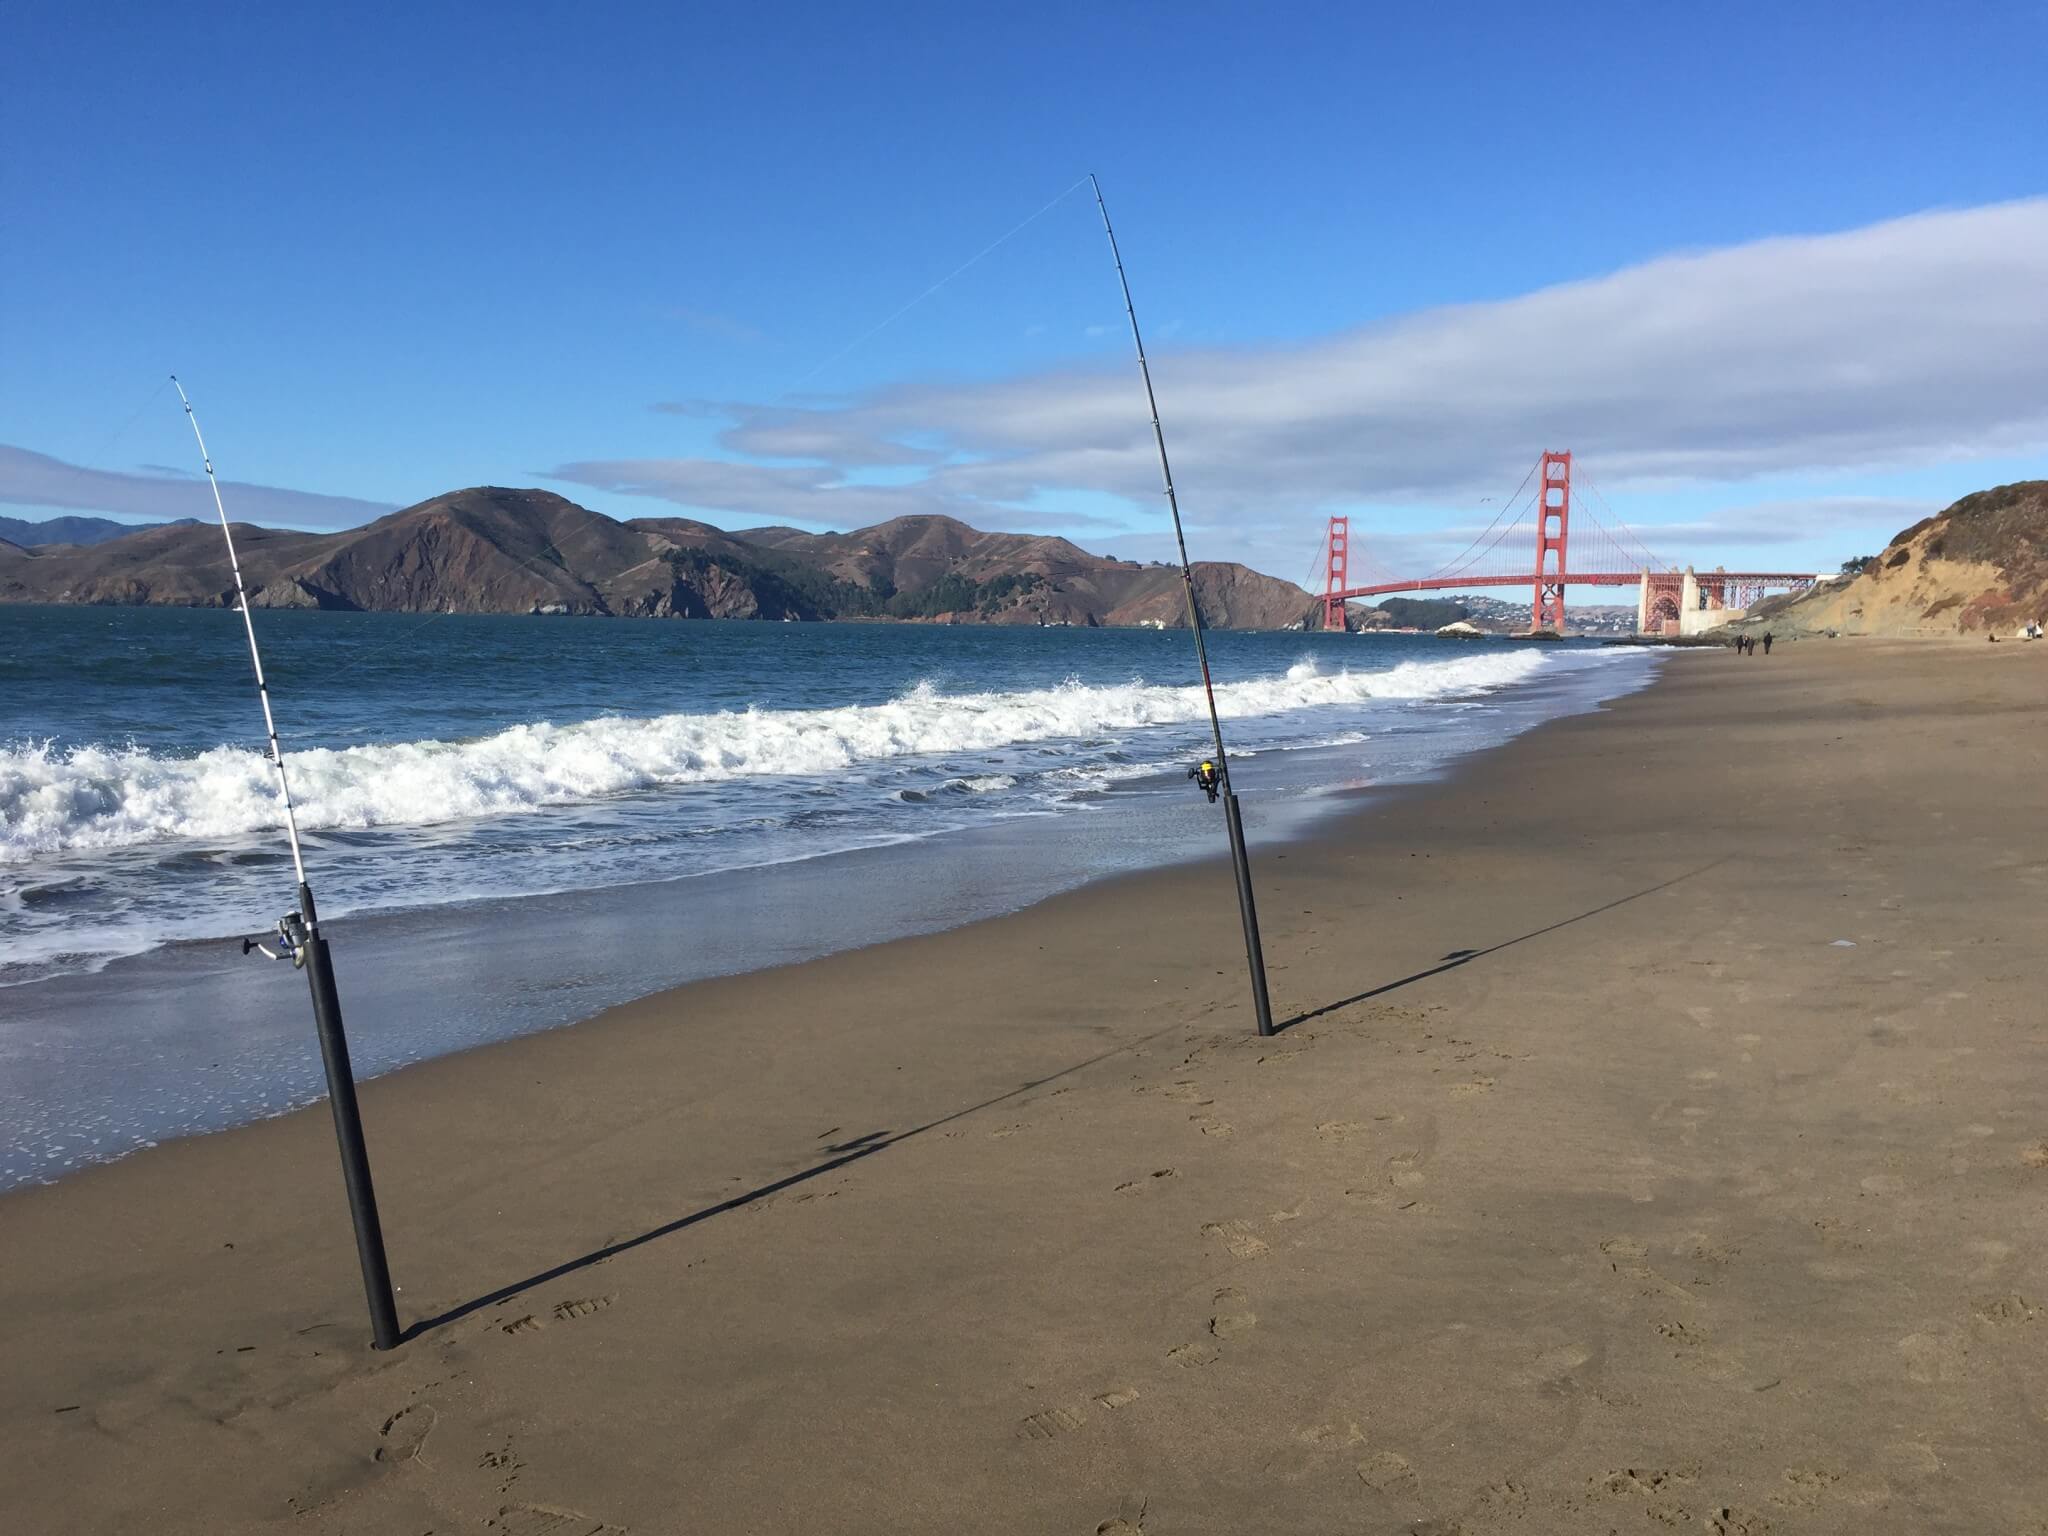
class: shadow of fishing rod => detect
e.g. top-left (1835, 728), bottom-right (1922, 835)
top-left (1275, 857), bottom-right (1732, 1033)
top-left (402, 1018), bottom-right (1188, 1342)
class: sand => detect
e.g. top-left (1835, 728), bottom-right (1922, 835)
top-left (3, 640), bottom-right (2045, 1535)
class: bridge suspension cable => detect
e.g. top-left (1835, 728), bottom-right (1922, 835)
top-left (1423, 459), bottom-right (1542, 585)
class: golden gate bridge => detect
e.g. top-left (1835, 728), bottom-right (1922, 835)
top-left (1312, 451), bottom-right (1818, 635)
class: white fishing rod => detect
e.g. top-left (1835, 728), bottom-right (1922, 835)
top-left (171, 375), bottom-right (404, 1350)
top-left (173, 376), bottom-right (309, 887)
top-left (1087, 178), bottom-right (1274, 1037)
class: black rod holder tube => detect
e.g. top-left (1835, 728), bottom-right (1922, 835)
top-left (1222, 793), bottom-right (1275, 1037)
top-left (298, 883), bottom-right (402, 1350)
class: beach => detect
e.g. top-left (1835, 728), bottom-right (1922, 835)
top-left (3, 638), bottom-right (2044, 1534)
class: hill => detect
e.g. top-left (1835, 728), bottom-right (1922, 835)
top-left (1746, 480), bottom-right (2048, 637)
top-left (0, 489), bottom-right (1320, 630)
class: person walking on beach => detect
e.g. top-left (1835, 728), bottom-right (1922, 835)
top-left (1762, 632), bottom-right (1774, 655)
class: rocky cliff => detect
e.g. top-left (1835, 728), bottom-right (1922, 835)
top-left (0, 489), bottom-right (1319, 630)
top-left (1747, 480), bottom-right (2048, 637)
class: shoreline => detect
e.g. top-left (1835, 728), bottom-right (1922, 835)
top-left (5, 641), bottom-right (2045, 1533)
top-left (1, 647), bottom-right (1654, 1189)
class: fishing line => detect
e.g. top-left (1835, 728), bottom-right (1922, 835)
top-left (783, 175), bottom-right (1092, 395)
top-left (314, 177), bottom-right (1097, 688)
top-left (91, 375), bottom-right (175, 475)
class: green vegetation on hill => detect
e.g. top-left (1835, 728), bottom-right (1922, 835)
top-left (1377, 596), bottom-right (1470, 629)
top-left (664, 547), bottom-right (887, 619)
top-left (883, 570), bottom-right (1044, 619)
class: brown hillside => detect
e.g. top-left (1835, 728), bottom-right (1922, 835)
top-left (1, 493), bottom-right (1317, 629)
top-left (1752, 480), bottom-right (2048, 637)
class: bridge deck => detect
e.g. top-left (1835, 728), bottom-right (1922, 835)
top-left (1333, 571), bottom-right (1819, 600)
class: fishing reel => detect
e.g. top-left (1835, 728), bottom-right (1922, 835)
top-left (1187, 759), bottom-right (1222, 804)
top-left (242, 910), bottom-right (311, 969)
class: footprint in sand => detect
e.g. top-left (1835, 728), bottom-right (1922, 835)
top-left (1878, 1441), bottom-right (1943, 1480)
top-left (553, 1296), bottom-right (612, 1321)
top-left (1970, 1293), bottom-right (2039, 1326)
top-left (2021, 1141), bottom-right (2048, 1168)
top-left (489, 1505), bottom-right (627, 1536)
top-left (1769, 1467), bottom-right (1843, 1510)
top-left (374, 1403), bottom-right (437, 1464)
top-left (1113, 1168), bottom-right (1177, 1193)
top-left (1473, 1480), bottom-right (1530, 1519)
top-left (1706, 1507), bottom-right (1773, 1536)
top-left (1200, 1220), bottom-right (1269, 1260)
top-left (1198, 1121), bottom-right (1235, 1138)
top-left (1356, 1449), bottom-right (1418, 1496)
top-left (1163, 1081), bottom-right (1212, 1105)
top-left (1017, 1405), bottom-right (1087, 1441)
top-left (1094, 1493), bottom-right (1149, 1534)
top-left (479, 1443), bottom-right (524, 1495)
top-left (1168, 1341), bottom-right (1220, 1369)
top-left (1594, 1465), bottom-right (1700, 1499)
top-left (1657, 1321), bottom-right (1744, 1381)
top-left (1965, 1238), bottom-right (2014, 1279)
top-left (1210, 1285), bottom-right (1258, 1339)
top-left (1447, 1076), bottom-right (1495, 1098)
top-left (1520, 1343), bottom-right (1592, 1391)
top-left (1092, 1387), bottom-right (1140, 1411)
top-left (1683, 1234), bottom-right (1741, 1268)
top-left (1385, 1143), bottom-right (1430, 1185)
top-left (1297, 1421), bottom-right (1366, 1450)
top-left (1897, 1329), bottom-right (1970, 1384)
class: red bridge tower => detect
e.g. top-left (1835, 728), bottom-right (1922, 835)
top-left (1533, 450), bottom-right (1572, 632)
top-left (1322, 515), bottom-right (1349, 631)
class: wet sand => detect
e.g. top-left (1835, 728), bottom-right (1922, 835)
top-left (3, 640), bottom-right (2045, 1534)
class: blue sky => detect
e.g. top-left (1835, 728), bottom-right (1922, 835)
top-left (4, 1), bottom-right (2044, 597)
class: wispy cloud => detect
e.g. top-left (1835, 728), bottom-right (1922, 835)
top-left (604, 199), bottom-right (2048, 571)
top-left (544, 455), bottom-right (1125, 536)
top-left (0, 446), bottom-right (396, 529)
top-left (1635, 496), bottom-right (1935, 553)
top-left (654, 305), bottom-right (772, 347)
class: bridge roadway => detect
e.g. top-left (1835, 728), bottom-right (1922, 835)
top-left (1327, 571), bottom-right (1814, 600)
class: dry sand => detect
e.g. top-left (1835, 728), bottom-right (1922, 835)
top-left (3, 640), bottom-right (2045, 1535)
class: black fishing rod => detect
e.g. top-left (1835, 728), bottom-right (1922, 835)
top-left (1088, 177), bottom-right (1275, 1038)
top-left (172, 377), bottom-right (404, 1350)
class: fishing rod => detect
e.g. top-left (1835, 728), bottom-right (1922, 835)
top-left (172, 376), bottom-right (404, 1350)
top-left (1088, 177), bottom-right (1275, 1038)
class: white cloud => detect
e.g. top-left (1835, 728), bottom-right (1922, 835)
top-left (573, 199), bottom-right (2048, 572)
top-left (0, 445), bottom-right (396, 529)
top-left (544, 455), bottom-right (1130, 536)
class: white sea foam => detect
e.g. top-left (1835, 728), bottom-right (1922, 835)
top-left (0, 650), bottom-right (1547, 862)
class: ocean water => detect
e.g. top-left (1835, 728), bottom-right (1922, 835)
top-left (0, 604), bottom-right (1656, 1185)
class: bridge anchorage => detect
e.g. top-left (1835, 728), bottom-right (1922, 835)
top-left (1315, 450), bottom-right (1819, 636)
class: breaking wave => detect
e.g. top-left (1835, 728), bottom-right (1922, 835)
top-left (1, 650), bottom-right (1546, 862)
